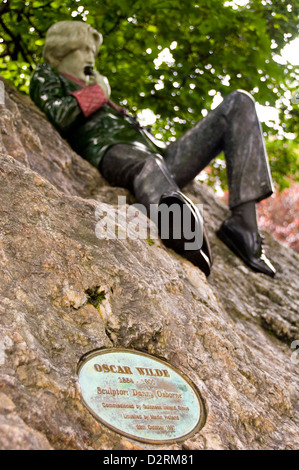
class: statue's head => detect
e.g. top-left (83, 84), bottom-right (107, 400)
top-left (43, 21), bottom-right (102, 82)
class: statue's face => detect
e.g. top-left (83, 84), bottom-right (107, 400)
top-left (57, 39), bottom-right (97, 82)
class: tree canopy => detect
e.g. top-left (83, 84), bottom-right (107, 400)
top-left (0, 0), bottom-right (298, 190)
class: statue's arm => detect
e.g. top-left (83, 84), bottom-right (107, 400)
top-left (30, 66), bottom-right (83, 135)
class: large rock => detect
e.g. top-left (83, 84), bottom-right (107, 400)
top-left (0, 76), bottom-right (298, 450)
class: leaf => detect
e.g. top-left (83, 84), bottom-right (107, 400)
top-left (147, 25), bottom-right (158, 33)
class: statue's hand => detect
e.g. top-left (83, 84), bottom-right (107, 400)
top-left (88, 70), bottom-right (111, 99)
top-left (87, 71), bottom-right (128, 116)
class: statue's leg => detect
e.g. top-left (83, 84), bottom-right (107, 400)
top-left (99, 144), bottom-right (213, 276)
top-left (164, 90), bottom-right (275, 277)
top-left (164, 89), bottom-right (274, 208)
top-left (99, 144), bottom-right (179, 208)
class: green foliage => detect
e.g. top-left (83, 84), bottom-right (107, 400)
top-left (266, 138), bottom-right (299, 190)
top-left (208, 138), bottom-right (299, 193)
top-left (0, 0), bottom-right (298, 190)
top-left (86, 287), bottom-right (106, 310)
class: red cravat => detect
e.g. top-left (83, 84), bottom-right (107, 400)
top-left (70, 83), bottom-right (108, 118)
top-left (61, 72), bottom-right (125, 117)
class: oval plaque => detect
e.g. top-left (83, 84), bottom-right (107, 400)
top-left (77, 348), bottom-right (206, 444)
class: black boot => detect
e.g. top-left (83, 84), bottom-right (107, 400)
top-left (217, 215), bottom-right (276, 277)
top-left (133, 155), bottom-right (213, 276)
top-left (101, 145), bottom-right (213, 276)
top-left (158, 191), bottom-right (213, 277)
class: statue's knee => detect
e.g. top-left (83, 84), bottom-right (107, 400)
top-left (236, 89), bottom-right (255, 103)
top-left (226, 89), bottom-right (256, 112)
top-left (228, 89), bottom-right (254, 99)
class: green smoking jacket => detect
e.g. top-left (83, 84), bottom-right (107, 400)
top-left (30, 63), bottom-right (163, 168)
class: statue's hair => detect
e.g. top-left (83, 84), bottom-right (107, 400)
top-left (43, 21), bottom-right (103, 68)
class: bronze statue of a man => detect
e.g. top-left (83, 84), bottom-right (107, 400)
top-left (30, 21), bottom-right (276, 278)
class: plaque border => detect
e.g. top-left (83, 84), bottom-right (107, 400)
top-left (77, 347), bottom-right (207, 445)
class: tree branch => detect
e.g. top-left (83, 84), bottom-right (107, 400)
top-left (0, 16), bottom-right (33, 67)
top-left (23, 10), bottom-right (43, 37)
top-left (0, 0), bottom-right (11, 16)
top-left (31, 0), bottom-right (52, 9)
